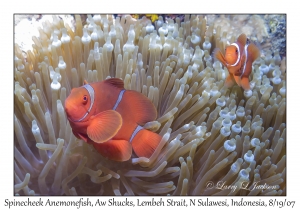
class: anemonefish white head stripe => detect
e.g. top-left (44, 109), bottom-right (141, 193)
top-left (73, 84), bottom-right (95, 122)
top-left (229, 43), bottom-right (241, 67)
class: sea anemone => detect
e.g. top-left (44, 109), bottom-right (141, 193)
top-left (14, 14), bottom-right (286, 196)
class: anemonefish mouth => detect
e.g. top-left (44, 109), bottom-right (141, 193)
top-left (65, 107), bottom-right (84, 122)
top-left (66, 116), bottom-right (74, 122)
top-left (65, 112), bottom-right (84, 122)
top-left (64, 99), bottom-right (81, 122)
top-left (64, 107), bottom-right (74, 121)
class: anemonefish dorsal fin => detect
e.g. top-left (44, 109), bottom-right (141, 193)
top-left (214, 48), bottom-right (227, 67)
top-left (124, 90), bottom-right (157, 124)
top-left (87, 110), bottom-right (122, 143)
top-left (84, 80), bottom-right (88, 85)
top-left (131, 129), bottom-right (161, 158)
top-left (92, 139), bottom-right (132, 162)
top-left (104, 78), bottom-right (125, 89)
top-left (236, 33), bottom-right (247, 47)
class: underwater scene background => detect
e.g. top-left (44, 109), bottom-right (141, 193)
top-left (14, 14), bottom-right (286, 196)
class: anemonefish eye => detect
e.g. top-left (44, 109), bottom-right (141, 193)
top-left (82, 95), bottom-right (88, 104)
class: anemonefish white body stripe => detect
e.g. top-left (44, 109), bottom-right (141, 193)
top-left (113, 89), bottom-right (126, 110)
top-left (129, 125), bottom-right (144, 142)
top-left (242, 44), bottom-right (249, 76)
top-left (113, 90), bottom-right (145, 142)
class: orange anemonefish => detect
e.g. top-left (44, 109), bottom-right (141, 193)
top-left (64, 78), bottom-right (161, 162)
top-left (214, 33), bottom-right (260, 90)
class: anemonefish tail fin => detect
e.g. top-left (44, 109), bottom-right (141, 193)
top-left (104, 78), bottom-right (124, 89)
top-left (213, 48), bottom-right (227, 67)
top-left (125, 90), bottom-right (157, 124)
top-left (237, 33), bottom-right (247, 46)
top-left (87, 110), bottom-right (122, 143)
top-left (131, 129), bottom-right (161, 158)
top-left (92, 140), bottom-right (132, 162)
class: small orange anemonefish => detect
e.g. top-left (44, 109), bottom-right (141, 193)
top-left (64, 78), bottom-right (161, 162)
top-left (214, 33), bottom-right (260, 90)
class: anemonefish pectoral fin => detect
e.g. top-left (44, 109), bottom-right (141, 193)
top-left (87, 110), bottom-right (122, 143)
top-left (77, 133), bottom-right (89, 143)
top-left (213, 48), bottom-right (227, 67)
top-left (233, 74), bottom-right (241, 86)
top-left (224, 74), bottom-right (235, 88)
top-left (104, 78), bottom-right (124, 89)
top-left (92, 140), bottom-right (132, 162)
top-left (235, 54), bottom-right (246, 76)
top-left (240, 77), bottom-right (250, 90)
top-left (131, 129), bottom-right (161, 158)
top-left (124, 90), bottom-right (157, 124)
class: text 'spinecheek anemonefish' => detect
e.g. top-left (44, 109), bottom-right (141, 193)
top-left (214, 33), bottom-right (260, 90)
top-left (64, 78), bottom-right (162, 162)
